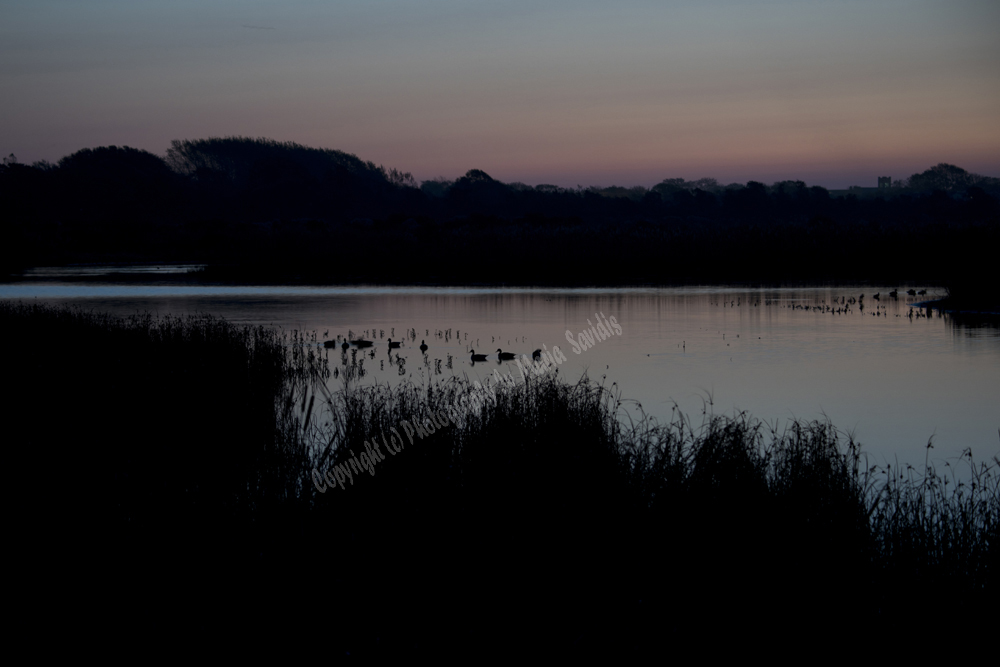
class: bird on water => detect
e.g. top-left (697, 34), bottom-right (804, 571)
top-left (420, 340), bottom-right (428, 352)
top-left (470, 349), bottom-right (488, 362)
top-left (497, 349), bottom-right (516, 360)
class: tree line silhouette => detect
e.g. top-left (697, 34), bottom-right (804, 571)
top-left (2, 138), bottom-right (997, 299)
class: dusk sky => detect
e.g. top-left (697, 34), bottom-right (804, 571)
top-left (2, 0), bottom-right (998, 189)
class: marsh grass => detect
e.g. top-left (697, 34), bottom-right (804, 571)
top-left (4, 301), bottom-right (996, 649)
top-left (303, 359), bottom-right (997, 644)
top-left (2, 300), bottom-right (326, 505)
top-left (1, 299), bottom-right (329, 630)
top-left (863, 445), bottom-right (998, 615)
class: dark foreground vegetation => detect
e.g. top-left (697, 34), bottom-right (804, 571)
top-left (5, 301), bottom-right (997, 653)
top-left (2, 139), bottom-right (999, 299)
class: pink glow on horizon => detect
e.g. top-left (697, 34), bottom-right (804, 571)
top-left (2, 0), bottom-right (998, 190)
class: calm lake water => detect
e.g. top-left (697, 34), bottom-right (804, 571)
top-left (4, 270), bottom-right (998, 472)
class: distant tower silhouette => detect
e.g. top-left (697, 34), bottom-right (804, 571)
top-left (877, 176), bottom-right (891, 189)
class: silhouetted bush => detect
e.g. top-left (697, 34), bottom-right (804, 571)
top-left (3, 141), bottom-right (998, 297)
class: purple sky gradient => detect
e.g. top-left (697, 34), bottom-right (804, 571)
top-left (2, 0), bottom-right (998, 189)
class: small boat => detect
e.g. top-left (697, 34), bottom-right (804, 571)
top-left (388, 339), bottom-right (401, 349)
top-left (470, 349), bottom-right (488, 362)
top-left (497, 349), bottom-right (516, 360)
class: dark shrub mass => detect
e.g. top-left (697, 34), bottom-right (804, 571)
top-left (2, 140), bottom-right (998, 298)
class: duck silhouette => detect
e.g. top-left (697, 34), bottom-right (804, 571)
top-left (388, 339), bottom-right (401, 349)
top-left (351, 339), bottom-right (373, 348)
top-left (470, 349), bottom-right (488, 362)
top-left (532, 349), bottom-right (542, 361)
top-left (497, 349), bottom-right (516, 360)
top-left (419, 340), bottom-right (428, 352)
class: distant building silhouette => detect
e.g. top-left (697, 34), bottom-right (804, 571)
top-left (831, 175), bottom-right (894, 199)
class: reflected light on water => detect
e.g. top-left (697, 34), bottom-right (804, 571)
top-left (2, 278), bottom-right (997, 472)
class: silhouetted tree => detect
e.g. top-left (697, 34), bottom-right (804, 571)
top-left (906, 163), bottom-right (1000, 195)
top-left (420, 177), bottom-right (454, 198)
top-left (56, 145), bottom-right (182, 222)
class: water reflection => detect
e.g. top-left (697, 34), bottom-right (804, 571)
top-left (20, 264), bottom-right (205, 278)
top-left (2, 280), bottom-right (997, 471)
top-left (945, 311), bottom-right (1000, 337)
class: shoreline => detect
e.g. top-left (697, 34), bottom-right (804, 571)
top-left (0, 264), bottom-right (959, 292)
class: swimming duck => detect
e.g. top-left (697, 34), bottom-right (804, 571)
top-left (388, 339), bottom-right (401, 349)
top-left (419, 340), bottom-right (428, 352)
top-left (497, 349), bottom-right (516, 360)
top-left (470, 349), bottom-right (488, 362)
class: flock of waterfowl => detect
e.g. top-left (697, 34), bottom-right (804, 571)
top-left (321, 327), bottom-right (543, 365)
top-left (705, 289), bottom-right (937, 320)
top-left (468, 348), bottom-right (537, 362)
top-left (320, 288), bottom-right (940, 382)
top-left (776, 289), bottom-right (940, 319)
